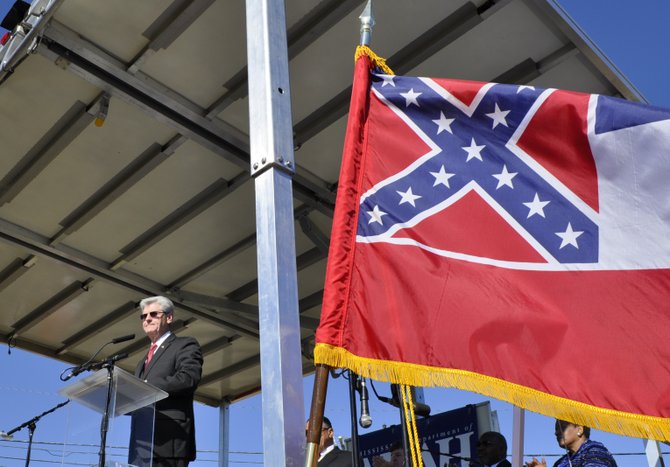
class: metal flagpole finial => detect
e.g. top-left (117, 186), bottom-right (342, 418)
top-left (359, 0), bottom-right (375, 46)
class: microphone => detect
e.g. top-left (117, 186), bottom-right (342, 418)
top-left (61, 352), bottom-right (130, 381)
top-left (107, 352), bottom-right (129, 364)
top-left (61, 366), bottom-right (85, 382)
top-left (111, 334), bottom-right (135, 344)
top-left (88, 352), bottom-right (130, 372)
top-left (381, 385), bottom-right (431, 418)
top-left (359, 378), bottom-right (372, 428)
top-left (413, 401), bottom-right (431, 418)
top-left (61, 334), bottom-right (134, 381)
top-left (0, 431), bottom-right (13, 440)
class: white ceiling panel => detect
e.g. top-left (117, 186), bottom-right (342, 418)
top-left (55, 0), bottom-right (174, 62)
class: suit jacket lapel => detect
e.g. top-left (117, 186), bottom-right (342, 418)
top-left (134, 355), bottom-right (145, 377)
top-left (319, 448), bottom-right (339, 466)
top-left (143, 333), bottom-right (176, 378)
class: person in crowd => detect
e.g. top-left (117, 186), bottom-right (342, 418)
top-left (525, 419), bottom-right (617, 467)
top-left (474, 431), bottom-right (511, 467)
top-left (129, 296), bottom-right (203, 467)
top-left (306, 416), bottom-right (353, 466)
top-left (372, 441), bottom-right (405, 467)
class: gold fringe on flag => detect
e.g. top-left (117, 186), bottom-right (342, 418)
top-left (355, 45), bottom-right (394, 75)
top-left (315, 343), bottom-right (670, 443)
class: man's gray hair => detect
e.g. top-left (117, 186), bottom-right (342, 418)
top-left (139, 296), bottom-right (175, 316)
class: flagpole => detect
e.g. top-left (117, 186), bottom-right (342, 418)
top-left (305, 365), bottom-right (330, 467)
top-left (359, 0), bottom-right (375, 47)
top-left (305, 3), bottom-right (376, 467)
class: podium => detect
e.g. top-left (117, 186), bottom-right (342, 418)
top-left (59, 366), bottom-right (168, 467)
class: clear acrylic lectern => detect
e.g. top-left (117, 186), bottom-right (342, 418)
top-left (59, 366), bottom-right (168, 467)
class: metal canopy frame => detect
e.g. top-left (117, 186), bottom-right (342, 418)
top-left (0, 1), bottom-right (645, 464)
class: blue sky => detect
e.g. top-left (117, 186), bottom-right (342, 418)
top-left (0, 0), bottom-right (669, 466)
top-left (559, 0), bottom-right (670, 108)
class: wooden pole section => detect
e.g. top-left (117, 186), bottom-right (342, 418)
top-left (304, 364), bottom-right (330, 467)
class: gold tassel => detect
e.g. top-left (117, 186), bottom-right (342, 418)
top-left (355, 45), bottom-right (395, 75)
top-left (314, 343), bottom-right (670, 442)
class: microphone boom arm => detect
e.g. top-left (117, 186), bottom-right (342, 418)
top-left (2, 399), bottom-right (70, 438)
top-left (60, 334), bottom-right (134, 381)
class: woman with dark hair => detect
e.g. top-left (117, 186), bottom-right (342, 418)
top-left (526, 419), bottom-right (617, 467)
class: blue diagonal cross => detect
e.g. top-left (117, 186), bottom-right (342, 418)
top-left (356, 74), bottom-right (599, 264)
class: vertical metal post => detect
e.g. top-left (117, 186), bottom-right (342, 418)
top-left (644, 439), bottom-right (666, 467)
top-left (218, 402), bottom-right (230, 467)
top-left (413, 387), bottom-right (425, 405)
top-left (245, 0), bottom-right (305, 466)
top-left (511, 406), bottom-right (525, 467)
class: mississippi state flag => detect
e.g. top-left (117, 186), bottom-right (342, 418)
top-left (315, 50), bottom-right (670, 441)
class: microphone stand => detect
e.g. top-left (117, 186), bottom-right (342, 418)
top-left (2, 399), bottom-right (70, 467)
top-left (393, 384), bottom-right (412, 467)
top-left (57, 335), bottom-right (133, 467)
top-left (347, 371), bottom-right (362, 467)
top-left (97, 354), bottom-right (127, 467)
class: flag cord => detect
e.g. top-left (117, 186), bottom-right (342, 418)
top-left (401, 384), bottom-right (424, 467)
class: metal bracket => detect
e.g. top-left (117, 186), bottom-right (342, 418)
top-left (251, 153), bottom-right (295, 178)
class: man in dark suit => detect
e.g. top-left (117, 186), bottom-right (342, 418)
top-left (475, 431), bottom-right (511, 467)
top-left (306, 416), bottom-right (353, 466)
top-left (129, 296), bottom-right (203, 467)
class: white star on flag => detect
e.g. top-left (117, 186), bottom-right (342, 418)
top-left (516, 85), bottom-right (536, 93)
top-left (400, 88), bottom-right (421, 107)
top-left (462, 138), bottom-right (486, 162)
top-left (492, 164), bottom-right (518, 189)
top-left (430, 165), bottom-right (456, 188)
top-left (381, 75), bottom-right (396, 87)
top-left (367, 205), bottom-right (387, 225)
top-left (556, 223), bottom-right (584, 249)
top-left (432, 112), bottom-right (455, 135)
top-left (523, 193), bottom-right (550, 218)
top-left (397, 187), bottom-right (422, 207)
top-left (486, 103), bottom-right (510, 129)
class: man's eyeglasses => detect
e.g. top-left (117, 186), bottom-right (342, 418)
top-left (140, 311), bottom-right (165, 321)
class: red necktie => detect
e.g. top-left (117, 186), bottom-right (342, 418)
top-left (146, 343), bottom-right (157, 365)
